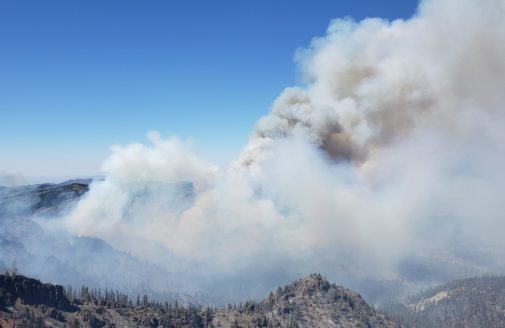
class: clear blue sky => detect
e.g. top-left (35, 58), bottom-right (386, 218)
top-left (0, 0), bottom-right (419, 180)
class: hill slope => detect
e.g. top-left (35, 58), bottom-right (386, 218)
top-left (383, 275), bottom-right (505, 327)
top-left (0, 180), bottom-right (199, 304)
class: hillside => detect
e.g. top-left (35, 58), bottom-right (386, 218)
top-left (0, 273), bottom-right (401, 328)
top-left (0, 180), bottom-right (199, 305)
top-left (382, 275), bottom-right (505, 327)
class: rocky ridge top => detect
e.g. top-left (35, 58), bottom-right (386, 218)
top-left (213, 273), bottom-right (401, 328)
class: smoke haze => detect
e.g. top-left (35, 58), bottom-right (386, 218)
top-left (51, 0), bottom-right (505, 302)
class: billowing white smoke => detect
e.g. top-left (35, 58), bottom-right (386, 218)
top-left (64, 0), bottom-right (505, 301)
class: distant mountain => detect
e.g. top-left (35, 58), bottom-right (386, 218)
top-left (382, 275), bottom-right (505, 327)
top-left (0, 273), bottom-right (401, 328)
top-left (0, 180), bottom-right (91, 218)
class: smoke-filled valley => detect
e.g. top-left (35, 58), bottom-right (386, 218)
top-left (2, 0), bottom-right (505, 312)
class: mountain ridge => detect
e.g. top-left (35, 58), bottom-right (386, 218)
top-left (0, 272), bottom-right (401, 328)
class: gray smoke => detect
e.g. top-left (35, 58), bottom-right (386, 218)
top-left (54, 0), bottom-right (505, 303)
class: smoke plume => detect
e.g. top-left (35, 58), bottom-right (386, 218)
top-left (62, 0), bottom-right (505, 302)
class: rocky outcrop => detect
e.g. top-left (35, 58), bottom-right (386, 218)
top-left (213, 273), bottom-right (402, 327)
top-left (0, 274), bottom-right (76, 312)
